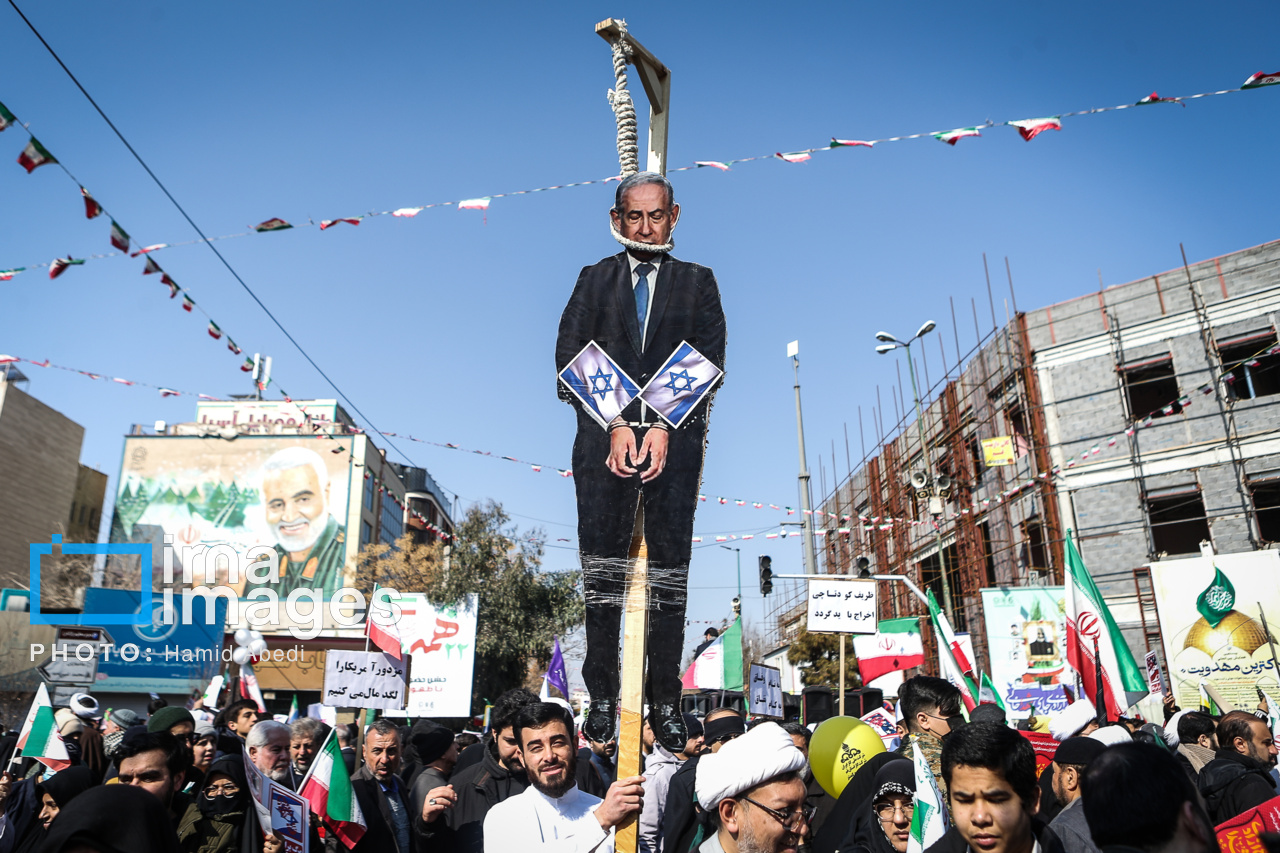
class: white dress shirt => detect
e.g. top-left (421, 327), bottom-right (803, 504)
top-left (483, 783), bottom-right (613, 853)
top-left (626, 252), bottom-right (663, 350)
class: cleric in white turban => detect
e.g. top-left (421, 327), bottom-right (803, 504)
top-left (695, 722), bottom-right (811, 853)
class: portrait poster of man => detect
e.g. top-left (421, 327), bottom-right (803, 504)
top-left (980, 587), bottom-right (1067, 717)
top-left (109, 435), bottom-right (357, 598)
top-left (555, 171), bottom-right (726, 751)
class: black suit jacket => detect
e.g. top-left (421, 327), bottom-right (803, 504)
top-left (556, 252), bottom-right (727, 440)
top-left (351, 764), bottom-right (412, 853)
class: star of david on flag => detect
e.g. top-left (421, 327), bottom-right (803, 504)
top-left (639, 340), bottom-right (724, 429)
top-left (558, 341), bottom-right (641, 430)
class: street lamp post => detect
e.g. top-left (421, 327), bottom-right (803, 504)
top-left (719, 544), bottom-right (742, 601)
top-left (875, 321), bottom-right (956, 619)
top-left (787, 342), bottom-right (820, 579)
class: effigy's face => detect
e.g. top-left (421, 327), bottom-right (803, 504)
top-left (611, 183), bottom-right (679, 247)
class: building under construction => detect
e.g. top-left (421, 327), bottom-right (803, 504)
top-left (768, 237), bottom-right (1280, 687)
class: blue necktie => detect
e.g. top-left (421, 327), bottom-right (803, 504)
top-left (635, 262), bottom-right (654, 336)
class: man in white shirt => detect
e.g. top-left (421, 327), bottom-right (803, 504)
top-left (483, 702), bottom-right (645, 853)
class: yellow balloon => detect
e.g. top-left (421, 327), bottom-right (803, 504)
top-left (809, 716), bottom-right (887, 798)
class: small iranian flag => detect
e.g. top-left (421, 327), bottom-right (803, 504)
top-left (254, 218), bottom-right (292, 232)
top-left (241, 356), bottom-right (255, 372)
top-left (457, 198), bottom-right (491, 210)
top-left (392, 207), bottom-right (424, 217)
top-left (1064, 531), bottom-right (1148, 719)
top-left (142, 256), bottom-right (162, 275)
top-left (906, 741), bottom-right (948, 853)
top-left (365, 599), bottom-right (403, 661)
top-left (1243, 72), bottom-right (1280, 89)
top-left (159, 388), bottom-right (180, 397)
top-left (131, 244), bottom-right (168, 257)
top-left (979, 672), bottom-right (1008, 712)
top-left (207, 322), bottom-right (222, 340)
top-left (81, 187), bottom-right (103, 219)
top-left (830, 139), bottom-right (874, 148)
top-left (695, 161), bottom-right (731, 171)
top-left (1007, 117), bottom-right (1061, 141)
top-left (1137, 92), bottom-right (1178, 106)
top-left (934, 127), bottom-right (982, 145)
top-left (299, 731), bottom-right (367, 848)
top-left (775, 151), bottom-right (811, 163)
top-left (18, 138), bottom-right (56, 173)
top-left (227, 338), bottom-right (242, 355)
top-left (49, 257), bottom-right (85, 279)
top-left (15, 684), bottom-right (71, 772)
top-left (287, 695), bottom-right (300, 725)
top-left (0, 101), bottom-right (16, 131)
top-left (0, 268), bottom-right (25, 281)
top-left (927, 590), bottom-right (977, 711)
top-left (110, 220), bottom-right (131, 252)
top-left (681, 617), bottom-right (743, 690)
top-left (852, 617), bottom-right (925, 683)
top-left (161, 274), bottom-right (180, 298)
top-left (182, 294), bottom-right (195, 312)
top-left (319, 217), bottom-right (361, 230)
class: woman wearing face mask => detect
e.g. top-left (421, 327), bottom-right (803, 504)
top-left (177, 755), bottom-right (282, 853)
top-left (14, 766), bottom-right (95, 853)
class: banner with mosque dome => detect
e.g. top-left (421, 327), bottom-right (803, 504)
top-left (1149, 550), bottom-right (1280, 711)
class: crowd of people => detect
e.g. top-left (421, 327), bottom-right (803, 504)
top-left (0, 676), bottom-right (1268, 853)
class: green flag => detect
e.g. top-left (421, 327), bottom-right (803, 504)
top-left (979, 672), bottom-right (1008, 713)
top-left (722, 617), bottom-right (744, 691)
top-left (1196, 566), bottom-right (1235, 628)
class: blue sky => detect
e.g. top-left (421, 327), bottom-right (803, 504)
top-left (3, 1), bottom-right (1278, 668)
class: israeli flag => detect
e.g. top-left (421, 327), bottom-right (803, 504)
top-left (639, 341), bottom-right (724, 429)
top-left (558, 341), bottom-right (641, 430)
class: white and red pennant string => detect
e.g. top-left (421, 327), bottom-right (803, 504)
top-left (8, 337), bottom-right (1275, 538)
top-left (4, 75), bottom-right (1279, 276)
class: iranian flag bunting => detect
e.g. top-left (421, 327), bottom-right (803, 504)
top-left (934, 127), bottom-right (981, 145)
top-left (1064, 530), bottom-right (1148, 719)
top-left (110, 220), bottom-right (131, 252)
top-left (1137, 92), bottom-right (1179, 106)
top-left (392, 207), bottom-right (423, 217)
top-left (1007, 117), bottom-right (1061, 141)
top-left (830, 138), bottom-right (874, 148)
top-left (182, 294), bottom-right (195, 312)
top-left (0, 268), bottom-right (25, 281)
top-left (852, 617), bottom-right (925, 683)
top-left (49, 257), bottom-right (84, 279)
top-left (254, 218), bottom-right (292, 232)
top-left (1243, 72), bottom-right (1280, 89)
top-left (207, 322), bottom-right (222, 340)
top-left (906, 741), bottom-right (947, 853)
top-left (18, 138), bottom-right (56, 173)
top-left (319, 217), bottom-right (361, 230)
top-left (227, 339), bottom-right (242, 355)
top-left (131, 244), bottom-right (168, 257)
top-left (159, 388), bottom-right (180, 397)
top-left (457, 198), bottom-right (491, 211)
top-left (241, 356), bottom-right (255, 372)
top-left (161, 274), bottom-right (180, 297)
top-left (0, 101), bottom-right (16, 131)
top-left (695, 161), bottom-right (731, 171)
top-left (0, 355), bottom-right (19, 364)
top-left (926, 590), bottom-right (977, 711)
top-left (299, 731), bottom-right (367, 847)
top-left (681, 617), bottom-right (743, 690)
top-left (142, 256), bottom-right (162, 275)
top-left (15, 684), bottom-right (71, 772)
top-left (775, 151), bottom-right (811, 163)
top-left (81, 187), bottom-right (103, 219)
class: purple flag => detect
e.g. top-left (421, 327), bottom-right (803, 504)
top-left (547, 636), bottom-right (569, 699)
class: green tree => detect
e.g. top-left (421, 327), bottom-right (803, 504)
top-left (354, 500), bottom-right (584, 714)
top-left (787, 625), bottom-right (860, 688)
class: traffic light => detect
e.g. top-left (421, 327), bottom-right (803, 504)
top-left (758, 555), bottom-right (773, 595)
